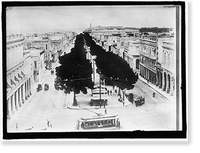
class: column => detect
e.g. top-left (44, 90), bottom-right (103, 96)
top-left (15, 91), bottom-right (19, 111)
top-left (159, 72), bottom-right (162, 88)
top-left (141, 66), bottom-right (144, 77)
top-left (168, 75), bottom-right (171, 94)
top-left (25, 82), bottom-right (27, 100)
top-left (29, 78), bottom-right (32, 96)
top-left (150, 71), bottom-right (152, 83)
top-left (165, 73), bottom-right (169, 93)
top-left (145, 68), bottom-right (147, 80)
top-left (171, 77), bottom-right (175, 96)
top-left (21, 85), bottom-right (25, 104)
top-left (25, 82), bottom-right (28, 99)
top-left (163, 73), bottom-right (166, 91)
top-left (27, 80), bottom-right (30, 98)
top-left (7, 98), bottom-right (11, 119)
top-left (18, 88), bottom-right (21, 107)
top-left (156, 72), bottom-right (159, 86)
top-left (154, 73), bottom-right (156, 85)
top-left (11, 95), bottom-right (15, 115)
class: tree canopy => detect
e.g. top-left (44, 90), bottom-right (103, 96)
top-left (55, 33), bottom-right (94, 95)
top-left (139, 27), bottom-right (171, 33)
top-left (84, 33), bottom-right (138, 90)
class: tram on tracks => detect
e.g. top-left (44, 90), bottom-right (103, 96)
top-left (76, 115), bottom-right (121, 130)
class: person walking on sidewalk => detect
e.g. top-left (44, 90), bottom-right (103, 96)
top-left (153, 92), bottom-right (155, 98)
top-left (105, 108), bottom-right (107, 114)
top-left (50, 120), bottom-right (52, 128)
top-left (47, 119), bottom-right (50, 128)
top-left (16, 123), bottom-right (18, 131)
top-left (47, 119), bottom-right (52, 128)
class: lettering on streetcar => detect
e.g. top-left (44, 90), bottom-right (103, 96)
top-left (76, 115), bottom-right (121, 130)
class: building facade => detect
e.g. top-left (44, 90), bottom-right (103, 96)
top-left (49, 34), bottom-right (66, 63)
top-left (139, 35), bottom-right (157, 85)
top-left (90, 28), bottom-right (140, 73)
top-left (7, 34), bottom-right (33, 119)
top-left (24, 36), bottom-right (52, 70)
top-left (156, 38), bottom-right (175, 96)
top-left (124, 39), bottom-right (140, 72)
top-left (29, 49), bottom-right (45, 83)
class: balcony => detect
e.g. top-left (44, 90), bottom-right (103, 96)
top-left (139, 51), bottom-right (156, 60)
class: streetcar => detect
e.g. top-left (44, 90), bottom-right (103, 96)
top-left (76, 115), bottom-right (120, 130)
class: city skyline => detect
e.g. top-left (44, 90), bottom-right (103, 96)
top-left (6, 5), bottom-right (176, 35)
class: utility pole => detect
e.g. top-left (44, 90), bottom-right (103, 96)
top-left (99, 73), bottom-right (101, 100)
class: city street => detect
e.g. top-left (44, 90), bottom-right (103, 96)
top-left (4, 4), bottom-right (187, 149)
top-left (7, 67), bottom-right (176, 132)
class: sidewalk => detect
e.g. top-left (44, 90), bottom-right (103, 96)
top-left (7, 69), bottom-right (50, 128)
top-left (139, 76), bottom-right (176, 103)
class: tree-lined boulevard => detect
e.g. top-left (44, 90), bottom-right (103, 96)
top-left (7, 33), bottom-right (176, 132)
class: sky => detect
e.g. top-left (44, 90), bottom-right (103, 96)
top-left (6, 5), bottom-right (176, 35)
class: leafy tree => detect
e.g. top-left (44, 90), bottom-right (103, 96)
top-left (55, 34), bottom-right (94, 106)
top-left (84, 33), bottom-right (138, 94)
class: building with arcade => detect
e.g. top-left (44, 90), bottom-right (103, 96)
top-left (7, 34), bottom-right (33, 119)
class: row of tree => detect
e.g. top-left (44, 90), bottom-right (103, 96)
top-left (55, 32), bottom-right (138, 106)
top-left (55, 34), bottom-right (94, 106)
top-left (139, 27), bottom-right (171, 33)
top-left (83, 32), bottom-right (138, 91)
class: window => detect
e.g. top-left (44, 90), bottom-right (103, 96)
top-left (168, 54), bottom-right (170, 67)
top-left (144, 45), bottom-right (146, 51)
top-left (163, 52), bottom-right (166, 65)
top-left (34, 61), bottom-right (37, 69)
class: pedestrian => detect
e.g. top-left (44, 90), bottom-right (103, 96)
top-left (123, 101), bottom-right (125, 106)
top-left (49, 120), bottom-right (52, 128)
top-left (16, 123), bottom-right (18, 131)
top-left (47, 119), bottom-right (50, 128)
top-left (153, 92), bottom-right (155, 98)
top-left (105, 109), bottom-right (107, 114)
top-left (107, 90), bottom-right (110, 95)
top-left (110, 90), bottom-right (112, 95)
top-left (103, 101), bottom-right (106, 108)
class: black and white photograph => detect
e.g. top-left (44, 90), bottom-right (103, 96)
top-left (2, 1), bottom-right (187, 140)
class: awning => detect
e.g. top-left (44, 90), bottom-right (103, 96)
top-left (18, 73), bottom-right (23, 79)
top-left (7, 82), bottom-right (12, 89)
top-left (21, 71), bottom-right (26, 77)
top-left (14, 76), bottom-right (19, 82)
top-left (10, 79), bottom-right (16, 86)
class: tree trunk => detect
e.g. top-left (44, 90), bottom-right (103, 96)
top-left (122, 91), bottom-right (125, 101)
top-left (73, 91), bottom-right (78, 106)
top-left (118, 87), bottom-right (121, 98)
